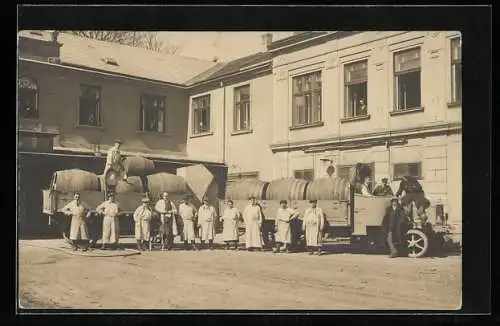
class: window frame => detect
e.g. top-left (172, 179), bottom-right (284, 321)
top-left (77, 84), bottom-right (102, 127)
top-left (293, 169), bottom-right (315, 181)
top-left (393, 47), bottom-right (422, 112)
top-left (337, 162), bottom-right (376, 180)
top-left (291, 70), bottom-right (323, 128)
top-left (449, 36), bottom-right (462, 106)
top-left (18, 76), bottom-right (39, 120)
top-left (233, 84), bottom-right (251, 132)
top-left (392, 162), bottom-right (423, 181)
top-left (138, 93), bottom-right (167, 133)
top-left (343, 60), bottom-right (369, 119)
top-left (191, 94), bottom-right (212, 136)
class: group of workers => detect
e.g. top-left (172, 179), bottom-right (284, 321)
top-left (60, 192), bottom-right (328, 256)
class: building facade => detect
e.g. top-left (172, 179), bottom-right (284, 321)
top-left (186, 31), bottom-right (462, 240)
top-left (17, 31), bottom-right (227, 236)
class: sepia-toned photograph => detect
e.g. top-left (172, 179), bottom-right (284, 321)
top-left (18, 29), bottom-right (463, 310)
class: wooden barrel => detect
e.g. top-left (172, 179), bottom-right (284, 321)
top-left (115, 176), bottom-right (145, 193)
top-left (306, 177), bottom-right (351, 201)
top-left (225, 180), bottom-right (269, 200)
top-left (51, 169), bottom-right (100, 192)
top-left (123, 156), bottom-right (156, 176)
top-left (146, 173), bottom-right (187, 197)
top-left (265, 178), bottom-right (310, 200)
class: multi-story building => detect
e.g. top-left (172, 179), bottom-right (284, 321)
top-left (17, 30), bottom-right (227, 236)
top-left (186, 31), bottom-right (462, 242)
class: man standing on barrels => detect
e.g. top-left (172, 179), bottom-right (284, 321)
top-left (103, 139), bottom-right (127, 184)
top-left (96, 192), bottom-right (121, 250)
top-left (197, 197), bottom-right (217, 250)
top-left (178, 196), bottom-right (198, 250)
top-left (133, 197), bottom-right (153, 251)
top-left (303, 200), bottom-right (326, 255)
top-left (61, 192), bottom-right (92, 251)
top-left (154, 192), bottom-right (178, 251)
top-left (274, 200), bottom-right (300, 254)
top-left (243, 197), bottom-right (263, 251)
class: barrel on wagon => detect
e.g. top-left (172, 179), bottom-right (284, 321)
top-left (265, 178), bottom-right (309, 200)
top-left (225, 180), bottom-right (269, 200)
top-left (123, 156), bottom-right (156, 177)
top-left (51, 169), bottom-right (100, 192)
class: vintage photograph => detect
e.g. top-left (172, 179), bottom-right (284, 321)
top-left (18, 30), bottom-right (462, 310)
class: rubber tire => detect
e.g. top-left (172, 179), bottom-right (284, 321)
top-left (406, 228), bottom-right (429, 258)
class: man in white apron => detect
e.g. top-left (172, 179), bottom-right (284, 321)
top-left (221, 199), bottom-right (242, 250)
top-left (302, 200), bottom-right (326, 255)
top-left (274, 200), bottom-right (300, 254)
top-left (197, 197), bottom-right (217, 250)
top-left (61, 192), bottom-right (91, 251)
top-left (133, 197), bottom-right (153, 251)
top-left (154, 192), bottom-right (178, 251)
top-left (103, 139), bottom-right (127, 185)
top-left (242, 197), bottom-right (263, 251)
top-left (178, 196), bottom-right (198, 250)
top-left (96, 192), bottom-right (121, 250)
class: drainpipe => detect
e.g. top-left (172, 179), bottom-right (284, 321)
top-left (221, 80), bottom-right (226, 164)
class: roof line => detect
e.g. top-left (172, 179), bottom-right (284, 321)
top-left (268, 31), bottom-right (337, 53)
top-left (188, 60), bottom-right (272, 87)
top-left (19, 57), bottom-right (189, 89)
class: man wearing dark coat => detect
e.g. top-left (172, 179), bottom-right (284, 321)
top-left (395, 176), bottom-right (430, 219)
top-left (382, 197), bottom-right (407, 258)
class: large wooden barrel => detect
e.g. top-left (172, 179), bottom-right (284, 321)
top-left (51, 169), bottom-right (100, 192)
top-left (146, 173), bottom-right (187, 197)
top-left (225, 180), bottom-right (269, 200)
top-left (123, 156), bottom-right (156, 176)
top-left (306, 177), bottom-right (351, 201)
top-left (115, 176), bottom-right (145, 193)
top-left (265, 178), bottom-right (310, 200)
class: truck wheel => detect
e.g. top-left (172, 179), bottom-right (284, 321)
top-left (406, 229), bottom-right (429, 258)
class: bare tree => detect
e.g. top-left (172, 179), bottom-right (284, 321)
top-left (67, 31), bottom-right (181, 55)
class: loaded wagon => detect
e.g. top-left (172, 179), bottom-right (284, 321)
top-left (221, 170), bottom-right (452, 258)
top-left (41, 157), bottom-right (220, 245)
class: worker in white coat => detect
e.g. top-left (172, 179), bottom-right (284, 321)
top-left (242, 197), bottom-right (263, 251)
top-left (302, 200), bottom-right (326, 255)
top-left (274, 200), bottom-right (300, 254)
top-left (178, 196), bottom-right (198, 250)
top-left (197, 197), bottom-right (217, 250)
top-left (103, 139), bottom-right (127, 184)
top-left (96, 192), bottom-right (121, 250)
top-left (61, 192), bottom-right (91, 251)
top-left (221, 199), bottom-right (242, 250)
top-left (154, 192), bottom-right (178, 251)
top-left (133, 197), bottom-right (153, 251)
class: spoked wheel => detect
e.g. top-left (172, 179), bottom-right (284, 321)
top-left (406, 228), bottom-right (429, 258)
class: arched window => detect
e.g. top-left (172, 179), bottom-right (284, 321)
top-left (18, 76), bottom-right (39, 119)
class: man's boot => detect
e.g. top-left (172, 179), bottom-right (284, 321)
top-left (184, 241), bottom-right (189, 250)
top-left (209, 240), bottom-right (214, 251)
top-left (191, 241), bottom-right (198, 251)
top-left (233, 241), bottom-right (239, 250)
top-left (136, 240), bottom-right (142, 251)
top-left (316, 247), bottom-right (322, 256)
top-left (82, 240), bottom-right (89, 252)
top-left (71, 240), bottom-right (78, 251)
top-left (308, 246), bottom-right (314, 255)
top-left (200, 240), bottom-right (205, 250)
top-left (101, 243), bottom-right (107, 250)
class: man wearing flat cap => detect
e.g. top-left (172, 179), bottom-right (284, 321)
top-left (197, 197), bottom-right (217, 250)
top-left (382, 197), bottom-right (406, 258)
top-left (243, 196), bottom-right (263, 251)
top-left (133, 197), bottom-right (153, 251)
top-left (178, 196), bottom-right (198, 250)
top-left (373, 177), bottom-right (394, 197)
top-left (103, 139), bottom-right (127, 187)
top-left (303, 200), bottom-right (326, 255)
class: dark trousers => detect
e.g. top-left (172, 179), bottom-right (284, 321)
top-left (159, 218), bottom-right (174, 249)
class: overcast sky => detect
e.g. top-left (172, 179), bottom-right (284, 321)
top-left (158, 32), bottom-right (294, 62)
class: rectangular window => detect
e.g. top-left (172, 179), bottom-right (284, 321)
top-left (294, 169), bottom-right (315, 181)
top-left (139, 94), bottom-right (166, 133)
top-left (18, 77), bottom-right (39, 120)
top-left (78, 84), bottom-right (101, 127)
top-left (393, 162), bottom-right (422, 180)
top-left (394, 48), bottom-right (421, 111)
top-left (450, 37), bottom-right (462, 104)
top-left (234, 85), bottom-right (251, 131)
top-left (337, 163), bottom-right (376, 180)
top-left (292, 71), bottom-right (322, 126)
top-left (344, 60), bottom-right (368, 118)
top-left (192, 95), bottom-right (211, 135)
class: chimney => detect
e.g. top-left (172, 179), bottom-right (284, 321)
top-left (261, 33), bottom-right (273, 49)
top-left (51, 31), bottom-right (59, 43)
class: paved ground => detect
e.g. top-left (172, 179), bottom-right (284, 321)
top-left (18, 237), bottom-right (461, 310)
